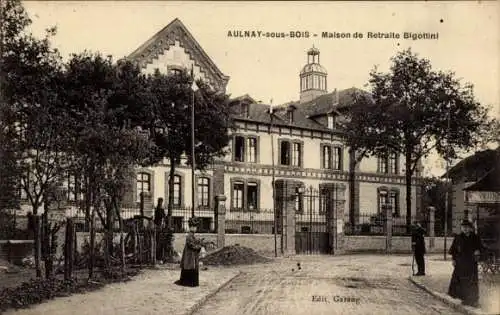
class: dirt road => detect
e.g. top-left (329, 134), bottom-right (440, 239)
top-left (194, 255), bottom-right (463, 315)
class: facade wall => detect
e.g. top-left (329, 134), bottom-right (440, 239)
top-left (144, 41), bottom-right (207, 81)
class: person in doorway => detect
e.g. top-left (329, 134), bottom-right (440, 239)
top-left (154, 198), bottom-right (166, 262)
top-left (448, 219), bottom-right (484, 307)
top-left (176, 217), bottom-right (204, 287)
top-left (411, 221), bottom-right (427, 276)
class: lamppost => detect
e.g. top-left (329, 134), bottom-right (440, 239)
top-left (443, 104), bottom-right (451, 261)
top-left (269, 100), bottom-right (277, 257)
top-left (190, 66), bottom-right (198, 218)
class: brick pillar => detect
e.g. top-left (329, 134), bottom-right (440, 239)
top-left (323, 183), bottom-right (346, 255)
top-left (385, 204), bottom-right (393, 254)
top-left (213, 164), bottom-right (225, 196)
top-left (275, 179), bottom-right (301, 256)
top-left (215, 195), bottom-right (226, 249)
top-left (428, 206), bottom-right (435, 249)
top-left (335, 184), bottom-right (346, 255)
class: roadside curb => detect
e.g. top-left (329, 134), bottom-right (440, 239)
top-left (408, 277), bottom-right (494, 315)
top-left (185, 271), bottom-right (243, 315)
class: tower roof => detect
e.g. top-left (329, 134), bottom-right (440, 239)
top-left (300, 46), bottom-right (327, 75)
top-left (307, 46), bottom-right (320, 55)
top-left (300, 63), bottom-right (327, 75)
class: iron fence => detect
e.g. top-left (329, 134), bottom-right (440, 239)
top-left (344, 212), bottom-right (386, 236)
top-left (226, 208), bottom-right (275, 234)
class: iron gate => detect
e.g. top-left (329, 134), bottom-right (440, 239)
top-left (294, 186), bottom-right (341, 254)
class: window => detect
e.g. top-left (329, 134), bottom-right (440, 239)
top-left (246, 137), bottom-right (257, 163)
top-left (241, 104), bottom-right (249, 117)
top-left (197, 177), bottom-right (210, 208)
top-left (332, 146), bottom-right (342, 170)
top-left (327, 115), bottom-right (334, 129)
top-left (231, 180), bottom-right (260, 211)
top-left (168, 65), bottom-right (182, 76)
top-left (378, 189), bottom-right (400, 216)
top-left (378, 190), bottom-right (388, 214)
top-left (280, 140), bottom-right (302, 167)
top-left (292, 143), bottom-right (301, 167)
top-left (295, 192), bottom-right (304, 214)
top-left (388, 153), bottom-right (398, 174)
top-left (378, 153), bottom-right (398, 174)
top-left (378, 156), bottom-right (388, 174)
top-left (389, 191), bottom-right (399, 217)
top-left (287, 110), bottom-right (294, 123)
top-left (136, 172), bottom-right (151, 202)
top-left (172, 175), bottom-right (181, 207)
top-left (233, 135), bottom-right (258, 163)
top-left (232, 181), bottom-right (244, 209)
top-left (322, 145), bottom-right (331, 169)
top-left (321, 145), bottom-right (342, 170)
top-left (67, 174), bottom-right (84, 202)
top-left (234, 136), bottom-right (245, 162)
top-left (247, 182), bottom-right (258, 210)
top-left (280, 141), bottom-right (291, 165)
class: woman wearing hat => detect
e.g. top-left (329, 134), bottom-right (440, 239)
top-left (448, 219), bottom-right (485, 307)
top-left (176, 217), bottom-right (204, 287)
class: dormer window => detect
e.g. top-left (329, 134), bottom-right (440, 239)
top-left (287, 106), bottom-right (296, 123)
top-left (241, 104), bottom-right (250, 117)
top-left (327, 115), bottom-right (335, 129)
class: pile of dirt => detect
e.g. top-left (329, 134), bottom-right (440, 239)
top-left (201, 245), bottom-right (272, 266)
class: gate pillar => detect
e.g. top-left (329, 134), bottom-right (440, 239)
top-left (275, 179), bottom-right (302, 256)
top-left (322, 183), bottom-right (346, 255)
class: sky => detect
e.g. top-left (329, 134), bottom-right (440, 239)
top-left (23, 1), bottom-right (500, 176)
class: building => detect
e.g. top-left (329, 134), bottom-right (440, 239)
top-left (120, 19), bottom-right (423, 233)
top-left (15, 19), bottom-right (423, 234)
top-left (446, 148), bottom-right (500, 235)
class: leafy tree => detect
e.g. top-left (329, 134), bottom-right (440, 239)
top-left (137, 69), bottom-right (233, 259)
top-left (62, 52), bottom-right (152, 277)
top-left (342, 49), bottom-right (493, 231)
top-left (1, 0), bottom-right (70, 277)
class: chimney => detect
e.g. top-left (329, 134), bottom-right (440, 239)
top-left (332, 88), bottom-right (339, 106)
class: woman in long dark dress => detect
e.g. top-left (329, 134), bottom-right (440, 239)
top-left (176, 217), bottom-right (203, 287)
top-left (448, 219), bottom-right (484, 307)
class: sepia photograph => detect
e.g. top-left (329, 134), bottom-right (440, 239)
top-left (0, 1), bottom-right (499, 314)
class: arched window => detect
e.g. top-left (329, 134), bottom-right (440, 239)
top-left (136, 172), bottom-right (151, 201)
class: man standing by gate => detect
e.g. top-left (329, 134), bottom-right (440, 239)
top-left (412, 221), bottom-right (426, 276)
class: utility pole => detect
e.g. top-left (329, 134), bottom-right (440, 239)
top-left (443, 105), bottom-right (451, 261)
top-left (190, 65), bottom-right (198, 218)
top-left (270, 99), bottom-right (277, 257)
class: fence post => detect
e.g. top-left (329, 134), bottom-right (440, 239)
top-left (215, 195), bottom-right (226, 249)
top-left (274, 180), bottom-right (300, 256)
top-left (385, 204), bottom-right (392, 254)
top-left (428, 206), bottom-right (435, 249)
top-left (334, 184), bottom-right (346, 255)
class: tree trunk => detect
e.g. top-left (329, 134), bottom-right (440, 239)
top-left (167, 157), bottom-right (176, 230)
top-left (405, 150), bottom-right (413, 234)
top-left (114, 200), bottom-right (125, 277)
top-left (104, 203), bottom-right (114, 271)
top-left (34, 213), bottom-right (42, 278)
top-left (88, 208), bottom-right (96, 279)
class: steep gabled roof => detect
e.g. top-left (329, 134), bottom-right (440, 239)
top-left (127, 18), bottom-right (229, 90)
